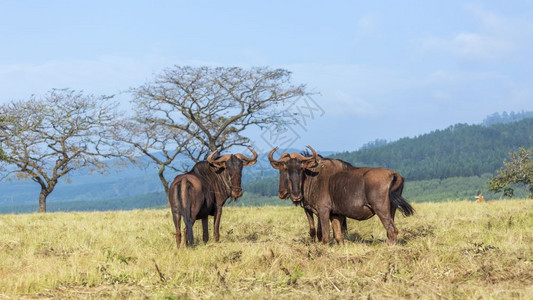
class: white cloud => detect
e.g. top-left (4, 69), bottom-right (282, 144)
top-left (0, 57), bottom-right (146, 102)
top-left (0, 55), bottom-right (221, 104)
top-left (423, 69), bottom-right (504, 86)
top-left (329, 90), bottom-right (376, 116)
top-left (465, 4), bottom-right (515, 35)
top-left (420, 5), bottom-right (533, 61)
top-left (355, 15), bottom-right (378, 39)
top-left (455, 32), bottom-right (514, 59)
top-left (284, 63), bottom-right (411, 117)
top-left (422, 32), bottom-right (514, 61)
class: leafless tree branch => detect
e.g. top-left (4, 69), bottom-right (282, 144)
top-left (130, 66), bottom-right (307, 163)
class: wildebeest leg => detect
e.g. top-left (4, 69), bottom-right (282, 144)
top-left (374, 205), bottom-right (399, 245)
top-left (330, 215), bottom-right (344, 246)
top-left (169, 181), bottom-right (183, 249)
top-left (316, 217), bottom-right (323, 242)
top-left (213, 205), bottom-right (223, 242)
top-left (172, 211), bottom-right (182, 248)
top-left (318, 210), bottom-right (331, 244)
top-left (341, 217), bottom-right (348, 234)
top-left (183, 227), bottom-right (189, 246)
top-left (304, 208), bottom-right (317, 241)
top-left (184, 218), bottom-right (196, 247)
top-left (202, 217), bottom-right (209, 243)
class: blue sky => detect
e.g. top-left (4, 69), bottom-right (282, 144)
top-left (1, 1), bottom-right (532, 152)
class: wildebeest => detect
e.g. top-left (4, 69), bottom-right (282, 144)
top-left (271, 151), bottom-right (323, 240)
top-left (269, 146), bottom-right (414, 245)
top-left (269, 148), bottom-right (347, 242)
top-left (168, 148), bottom-right (257, 248)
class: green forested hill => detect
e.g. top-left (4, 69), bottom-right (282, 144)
top-left (333, 118), bottom-right (533, 180)
top-left (245, 118), bottom-right (533, 199)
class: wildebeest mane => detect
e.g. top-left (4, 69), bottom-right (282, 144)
top-left (300, 149), bottom-right (354, 170)
top-left (300, 149), bottom-right (315, 157)
top-left (190, 161), bottom-right (231, 199)
top-left (328, 158), bottom-right (353, 168)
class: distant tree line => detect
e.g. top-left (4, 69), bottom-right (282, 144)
top-left (359, 138), bottom-right (389, 150)
top-left (333, 119), bottom-right (533, 181)
top-left (482, 110), bottom-right (533, 127)
top-left (244, 176), bottom-right (280, 197)
top-left (245, 118), bottom-right (533, 197)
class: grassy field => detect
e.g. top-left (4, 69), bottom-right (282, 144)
top-left (1, 200), bottom-right (532, 299)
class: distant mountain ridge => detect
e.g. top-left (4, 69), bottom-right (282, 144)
top-left (332, 118), bottom-right (533, 180)
top-left (245, 117), bottom-right (533, 196)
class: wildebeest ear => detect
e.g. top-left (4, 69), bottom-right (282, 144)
top-left (209, 161), bottom-right (226, 170)
top-left (242, 160), bottom-right (256, 167)
top-left (270, 161), bottom-right (286, 170)
top-left (302, 158), bottom-right (318, 169)
top-left (208, 152), bottom-right (231, 170)
top-left (236, 147), bottom-right (258, 166)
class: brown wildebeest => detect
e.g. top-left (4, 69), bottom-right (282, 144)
top-left (269, 146), bottom-right (414, 245)
top-left (168, 148), bottom-right (258, 248)
top-left (269, 147), bottom-right (347, 242)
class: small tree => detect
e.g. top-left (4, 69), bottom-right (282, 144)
top-left (488, 147), bottom-right (533, 198)
top-left (0, 89), bottom-right (130, 212)
top-left (130, 66), bottom-right (307, 166)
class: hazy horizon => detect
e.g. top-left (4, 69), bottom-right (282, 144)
top-left (2, 1), bottom-right (533, 151)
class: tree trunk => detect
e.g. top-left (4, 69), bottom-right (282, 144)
top-left (37, 179), bottom-right (55, 213)
top-left (38, 189), bottom-right (48, 213)
top-left (158, 164), bottom-right (170, 207)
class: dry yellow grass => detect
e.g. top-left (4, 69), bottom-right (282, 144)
top-left (1, 200), bottom-right (532, 299)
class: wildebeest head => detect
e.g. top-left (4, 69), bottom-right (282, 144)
top-left (208, 147), bottom-right (258, 198)
top-left (268, 145), bottom-right (319, 203)
top-left (268, 148), bottom-right (291, 199)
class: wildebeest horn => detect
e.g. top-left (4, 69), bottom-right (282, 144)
top-left (268, 147), bottom-right (279, 163)
top-left (268, 147), bottom-right (290, 169)
top-left (207, 150), bottom-right (219, 163)
top-left (303, 145), bottom-right (319, 168)
top-left (207, 150), bottom-right (231, 167)
top-left (306, 145), bottom-right (318, 160)
top-left (289, 145), bottom-right (319, 168)
top-left (235, 147), bottom-right (258, 166)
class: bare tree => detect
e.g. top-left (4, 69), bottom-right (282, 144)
top-left (0, 89), bottom-right (131, 212)
top-left (110, 118), bottom-right (197, 201)
top-left (130, 66), bottom-right (307, 164)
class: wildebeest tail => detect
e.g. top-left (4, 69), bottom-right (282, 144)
top-left (390, 173), bottom-right (415, 217)
top-left (178, 178), bottom-right (194, 245)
